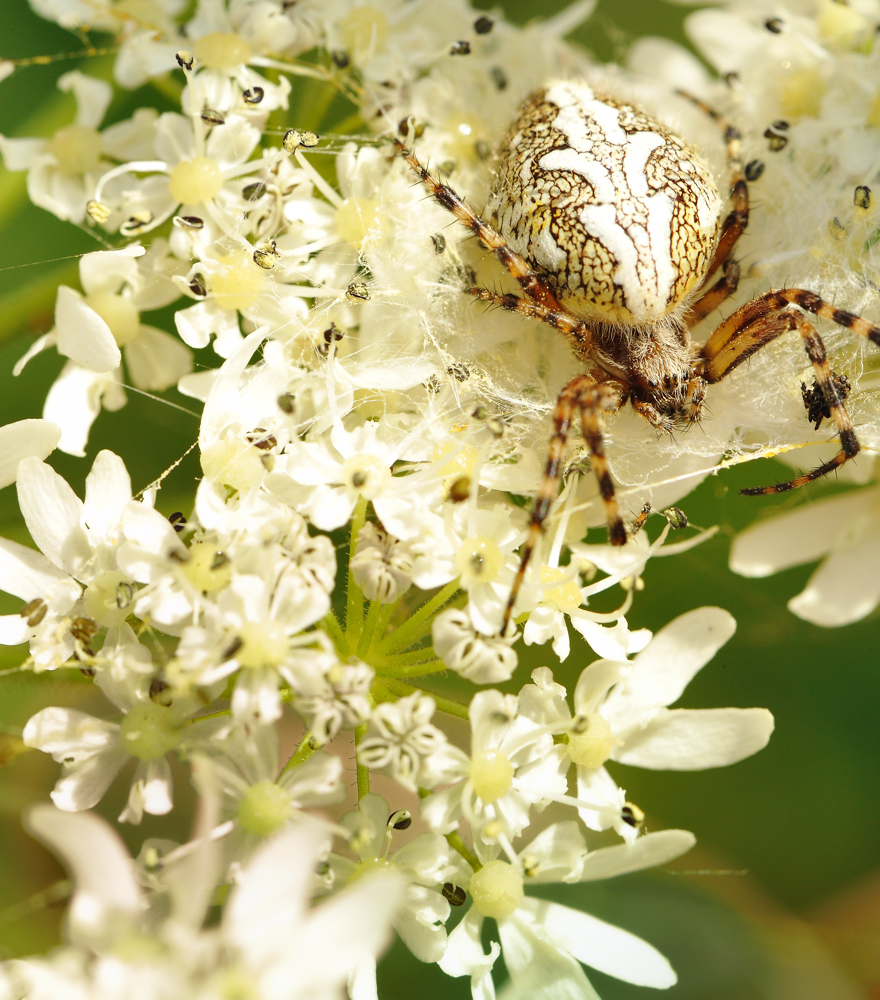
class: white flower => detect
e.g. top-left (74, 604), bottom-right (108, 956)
top-left (287, 642), bottom-right (374, 744)
top-left (356, 691), bottom-right (461, 790)
top-left (0, 72), bottom-right (113, 223)
top-left (15, 245), bottom-right (191, 455)
top-left (440, 821), bottom-right (694, 1000)
top-left (419, 690), bottom-right (566, 848)
top-left (730, 464), bottom-right (880, 626)
top-left (350, 522), bottom-right (414, 603)
top-left (519, 607), bottom-right (775, 841)
top-left (330, 792), bottom-right (472, 993)
top-left (432, 606), bottom-right (518, 684)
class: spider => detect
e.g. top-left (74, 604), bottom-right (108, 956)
top-left (395, 79), bottom-right (880, 630)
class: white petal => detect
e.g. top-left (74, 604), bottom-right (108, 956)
top-left (16, 457), bottom-right (91, 576)
top-left (13, 331), bottom-right (56, 376)
top-left (439, 905), bottom-right (498, 981)
top-left (0, 614), bottom-right (30, 645)
top-left (58, 71), bottom-right (112, 128)
top-left (124, 325), bottom-right (192, 391)
top-left (26, 804), bottom-right (141, 949)
top-left (225, 817), bottom-right (329, 959)
top-left (394, 883), bottom-right (449, 962)
top-left (524, 898), bottom-right (676, 988)
top-left (0, 419), bottom-right (61, 489)
top-left (349, 957), bottom-right (378, 1000)
top-left (0, 134), bottom-right (47, 170)
top-left (43, 362), bottom-right (121, 458)
top-left (52, 746), bottom-right (129, 812)
top-left (615, 707), bottom-right (774, 769)
top-left (788, 530), bottom-right (880, 626)
top-left (0, 536), bottom-right (80, 606)
top-left (573, 659), bottom-right (625, 715)
top-left (729, 490), bottom-right (873, 577)
top-left (522, 821), bottom-right (587, 884)
top-left (83, 450), bottom-right (131, 537)
top-left (23, 706), bottom-right (119, 760)
top-left (55, 286), bottom-right (121, 373)
top-left (605, 607), bottom-right (736, 722)
top-left (78, 246), bottom-right (143, 296)
top-left (580, 830), bottom-right (696, 881)
top-left (499, 911), bottom-right (599, 1000)
top-left (571, 616), bottom-right (651, 660)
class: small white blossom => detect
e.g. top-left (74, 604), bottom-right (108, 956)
top-left (350, 522), bottom-right (413, 603)
top-left (432, 606), bottom-right (518, 684)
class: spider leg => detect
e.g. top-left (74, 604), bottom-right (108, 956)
top-left (676, 90), bottom-right (749, 281)
top-left (395, 140), bottom-right (563, 311)
top-left (685, 258), bottom-right (740, 326)
top-left (699, 305), bottom-right (861, 493)
top-left (630, 396), bottom-right (675, 434)
top-left (467, 287), bottom-right (591, 353)
top-left (503, 374), bottom-right (626, 630)
top-left (702, 288), bottom-right (880, 375)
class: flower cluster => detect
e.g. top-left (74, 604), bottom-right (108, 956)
top-left (0, 0), bottom-right (876, 996)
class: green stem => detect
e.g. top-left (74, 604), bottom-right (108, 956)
top-left (445, 831), bottom-right (480, 872)
top-left (374, 579), bottom-right (461, 656)
top-left (356, 599), bottom-right (383, 658)
top-left (378, 658), bottom-right (446, 679)
top-left (375, 647), bottom-right (439, 668)
top-left (187, 708), bottom-right (231, 725)
top-left (345, 497), bottom-right (369, 643)
top-left (322, 610), bottom-right (350, 656)
top-left (378, 677), bottom-right (470, 720)
top-left (373, 600), bottom-right (398, 645)
top-left (354, 723), bottom-right (370, 799)
top-left (280, 731), bottom-right (316, 775)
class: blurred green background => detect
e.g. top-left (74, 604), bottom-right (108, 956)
top-left (0, 1), bottom-right (878, 997)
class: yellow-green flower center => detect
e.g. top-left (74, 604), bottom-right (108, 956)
top-left (469, 860), bottom-right (523, 919)
top-left (119, 702), bottom-right (180, 761)
top-left (208, 252), bottom-right (266, 312)
top-left (48, 124), bottom-right (102, 175)
top-left (82, 570), bottom-right (134, 627)
top-left (85, 291), bottom-right (141, 346)
top-left (237, 780), bottom-right (291, 836)
top-left (469, 749), bottom-right (514, 803)
top-left (169, 156), bottom-right (224, 206)
top-left (457, 536), bottom-right (503, 587)
top-left (192, 32), bottom-right (253, 70)
top-left (567, 712), bottom-right (621, 769)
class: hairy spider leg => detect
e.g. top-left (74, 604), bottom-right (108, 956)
top-left (467, 287), bottom-right (593, 354)
top-left (686, 258), bottom-right (741, 327)
top-left (676, 90), bottom-right (749, 283)
top-left (503, 374), bottom-right (627, 630)
top-left (700, 302), bottom-right (864, 493)
top-left (395, 140), bottom-right (563, 311)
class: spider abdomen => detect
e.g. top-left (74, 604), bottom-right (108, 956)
top-left (489, 80), bottom-right (722, 327)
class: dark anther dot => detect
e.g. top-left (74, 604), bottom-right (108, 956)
top-left (201, 108), bottom-right (225, 125)
top-left (442, 883), bottom-right (467, 906)
top-left (243, 86), bottom-right (264, 105)
top-left (474, 15), bottom-right (493, 33)
top-left (450, 40), bottom-right (471, 55)
top-left (431, 232), bottom-right (446, 254)
top-left (490, 66), bottom-right (508, 90)
top-left (764, 16), bottom-right (784, 32)
top-left (189, 274), bottom-right (206, 297)
top-left (389, 810), bottom-right (412, 831)
top-left (745, 159), bottom-right (765, 182)
top-left (176, 50), bottom-right (194, 70)
top-left (242, 181), bottom-right (266, 202)
top-left (169, 511), bottom-right (187, 532)
top-left (855, 185), bottom-right (872, 210)
top-left (449, 476), bottom-right (470, 503)
top-left (770, 119), bottom-right (790, 131)
top-left (447, 363), bottom-right (470, 382)
top-left (149, 677), bottom-right (173, 706)
top-left (332, 50), bottom-right (350, 68)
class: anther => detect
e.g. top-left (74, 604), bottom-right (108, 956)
top-left (448, 476), bottom-right (471, 503)
top-left (745, 160), bottom-right (765, 182)
top-left (388, 809), bottom-right (412, 830)
top-left (430, 233), bottom-right (446, 254)
top-left (20, 597), bottom-right (47, 627)
top-left (149, 677), bottom-right (173, 706)
top-left (176, 50), bottom-right (194, 71)
top-left (474, 15), bottom-right (493, 33)
top-left (346, 280), bottom-right (370, 302)
top-left (490, 67), bottom-right (507, 90)
top-left (331, 50), bottom-right (350, 69)
top-left (621, 802), bottom-right (645, 829)
top-left (201, 108), bottom-right (225, 125)
top-left (855, 185), bottom-right (872, 210)
top-left (189, 274), bottom-right (207, 297)
top-left (242, 181), bottom-right (266, 201)
top-left (661, 507), bottom-right (688, 530)
top-left (242, 86), bottom-right (264, 105)
top-left (253, 247), bottom-right (277, 269)
top-left (764, 16), bottom-right (784, 32)
top-left (450, 40), bottom-right (471, 55)
top-left (277, 393), bottom-right (295, 414)
top-left (442, 883), bottom-right (467, 906)
top-left (169, 512), bottom-right (187, 532)
top-left (116, 582), bottom-right (134, 609)
top-left (86, 200), bottom-right (110, 224)
top-left (173, 215), bottom-right (205, 230)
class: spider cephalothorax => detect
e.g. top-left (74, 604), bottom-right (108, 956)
top-left (397, 78), bottom-right (880, 630)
